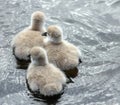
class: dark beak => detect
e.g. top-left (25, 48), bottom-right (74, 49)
top-left (42, 32), bottom-right (47, 36)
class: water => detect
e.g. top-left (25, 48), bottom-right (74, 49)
top-left (0, 0), bottom-right (120, 104)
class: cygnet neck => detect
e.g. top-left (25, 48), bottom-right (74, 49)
top-left (31, 57), bottom-right (48, 66)
top-left (30, 19), bottom-right (44, 31)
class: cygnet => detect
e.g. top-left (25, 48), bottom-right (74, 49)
top-left (44, 25), bottom-right (82, 71)
top-left (26, 47), bottom-right (67, 96)
top-left (11, 11), bottom-right (46, 61)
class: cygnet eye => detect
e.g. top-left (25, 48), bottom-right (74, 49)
top-left (56, 33), bottom-right (60, 38)
top-left (47, 32), bottom-right (52, 36)
top-left (54, 33), bottom-right (57, 37)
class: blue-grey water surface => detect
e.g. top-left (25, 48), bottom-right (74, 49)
top-left (0, 0), bottom-right (120, 105)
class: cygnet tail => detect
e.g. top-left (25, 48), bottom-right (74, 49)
top-left (15, 47), bottom-right (30, 60)
top-left (42, 83), bottom-right (63, 96)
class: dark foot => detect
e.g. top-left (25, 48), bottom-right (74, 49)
top-left (67, 77), bottom-right (74, 83)
top-left (79, 58), bottom-right (82, 64)
top-left (64, 67), bottom-right (78, 78)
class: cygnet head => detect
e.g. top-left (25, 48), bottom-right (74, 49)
top-left (30, 47), bottom-right (48, 66)
top-left (47, 25), bottom-right (63, 44)
top-left (30, 11), bottom-right (46, 31)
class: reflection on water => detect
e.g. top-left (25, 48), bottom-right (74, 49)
top-left (28, 91), bottom-right (63, 105)
top-left (64, 67), bottom-right (79, 78)
top-left (15, 58), bottom-right (30, 69)
top-left (0, 0), bottom-right (120, 105)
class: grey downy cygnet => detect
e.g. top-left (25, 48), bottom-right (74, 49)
top-left (44, 25), bottom-right (82, 71)
top-left (11, 11), bottom-right (46, 61)
top-left (26, 47), bottom-right (67, 96)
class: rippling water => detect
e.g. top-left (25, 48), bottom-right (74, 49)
top-left (0, 0), bottom-right (120, 105)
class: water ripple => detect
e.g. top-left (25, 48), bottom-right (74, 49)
top-left (0, 0), bottom-right (120, 104)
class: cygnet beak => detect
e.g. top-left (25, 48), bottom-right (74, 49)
top-left (42, 32), bottom-right (47, 36)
